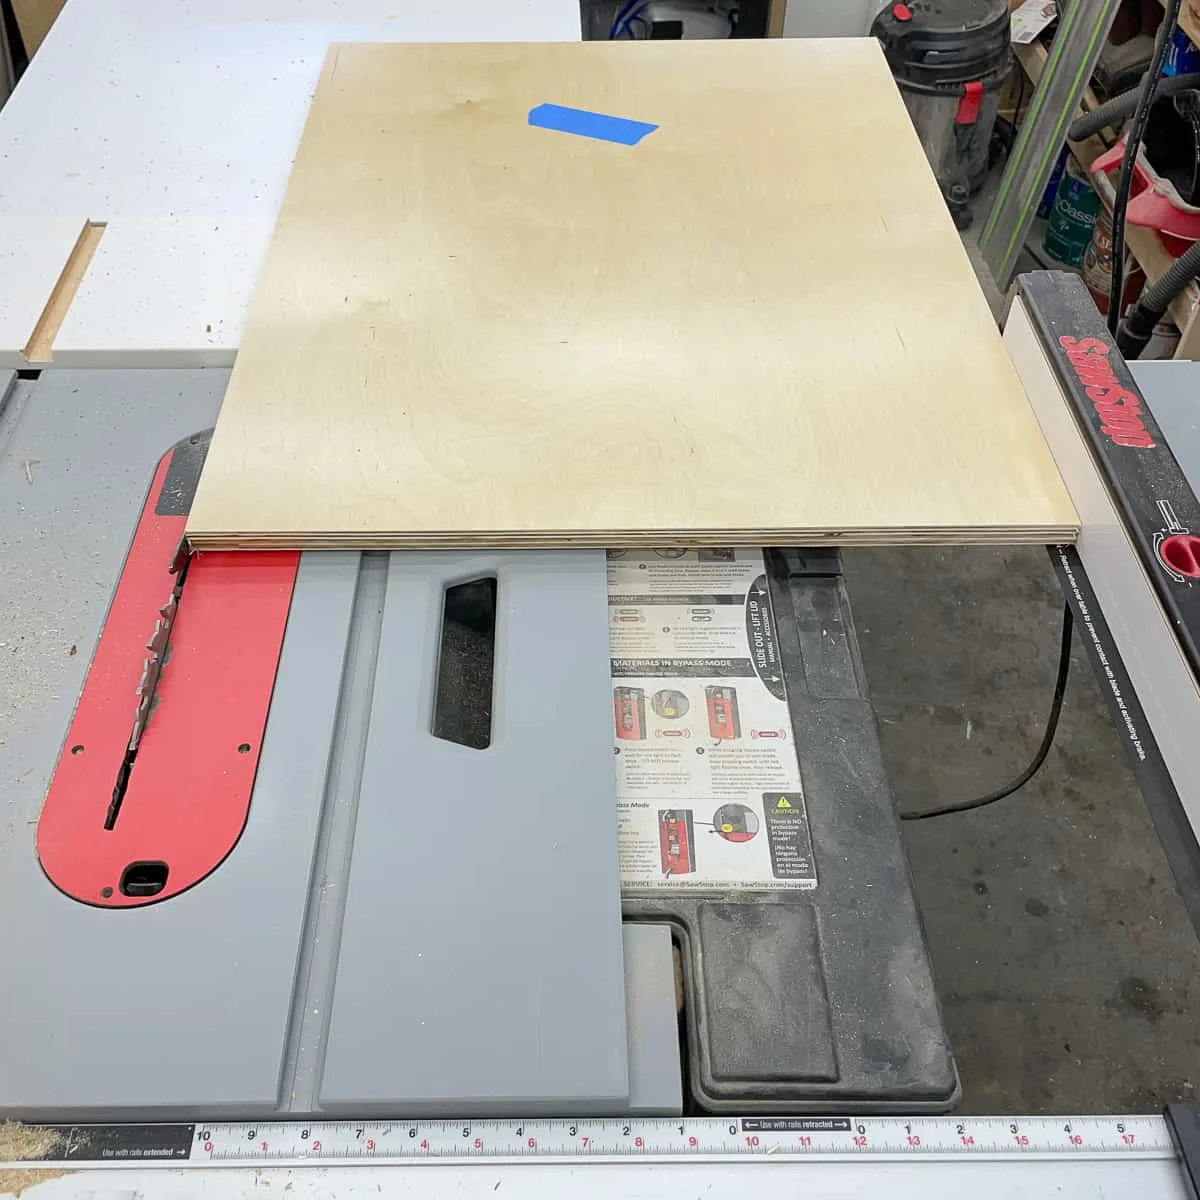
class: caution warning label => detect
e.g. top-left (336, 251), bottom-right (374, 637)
top-left (763, 792), bottom-right (817, 882)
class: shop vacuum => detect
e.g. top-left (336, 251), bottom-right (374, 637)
top-left (872, 0), bottom-right (1011, 229)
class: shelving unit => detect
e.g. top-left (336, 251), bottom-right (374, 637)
top-left (1167, 0), bottom-right (1200, 49)
top-left (978, 0), bottom-right (1121, 285)
top-left (1013, 31), bottom-right (1200, 359)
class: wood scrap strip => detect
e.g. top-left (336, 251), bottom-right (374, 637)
top-left (23, 220), bottom-right (106, 364)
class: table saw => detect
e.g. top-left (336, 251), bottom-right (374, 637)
top-left (4, 274), bottom-right (1200, 1200)
top-left (4, 1), bottom-right (1200, 1195)
top-left (0, 364), bottom-right (956, 1120)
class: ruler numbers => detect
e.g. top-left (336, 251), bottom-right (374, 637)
top-left (192, 1115), bottom-right (1171, 1165)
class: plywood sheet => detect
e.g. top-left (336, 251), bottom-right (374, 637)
top-left (185, 39), bottom-right (1078, 549)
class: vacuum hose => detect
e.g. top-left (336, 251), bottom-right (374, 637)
top-left (1067, 72), bottom-right (1200, 142)
top-left (1117, 236), bottom-right (1200, 358)
top-left (1063, 42), bottom-right (1200, 354)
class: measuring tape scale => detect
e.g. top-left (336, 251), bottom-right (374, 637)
top-left (0, 1115), bottom-right (1174, 1168)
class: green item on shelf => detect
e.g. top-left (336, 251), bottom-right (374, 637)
top-left (1043, 157), bottom-right (1101, 268)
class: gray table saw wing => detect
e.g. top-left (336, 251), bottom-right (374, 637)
top-left (0, 369), bottom-right (639, 1119)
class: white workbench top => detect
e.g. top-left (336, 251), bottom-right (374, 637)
top-left (0, 0), bottom-right (580, 365)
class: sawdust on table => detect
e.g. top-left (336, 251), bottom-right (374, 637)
top-left (0, 1168), bottom-right (72, 1197)
top-left (0, 1125), bottom-right (71, 1198)
top-left (0, 1125), bottom-right (62, 1163)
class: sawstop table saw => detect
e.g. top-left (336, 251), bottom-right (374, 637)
top-left (7, 273), bottom-right (1200, 1200)
top-left (0, 364), bottom-right (956, 1121)
top-left (5, 271), bottom-right (1200, 1177)
top-left (5, 0), bottom-right (1200, 1190)
top-left (4, 272), bottom-right (1200, 1186)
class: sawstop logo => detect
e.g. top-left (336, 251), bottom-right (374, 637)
top-left (1058, 335), bottom-right (1155, 449)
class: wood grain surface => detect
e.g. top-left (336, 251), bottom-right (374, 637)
top-left (185, 39), bottom-right (1078, 549)
top-left (11, 0), bottom-right (64, 56)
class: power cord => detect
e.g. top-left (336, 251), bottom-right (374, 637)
top-left (1108, 0), bottom-right (1182, 333)
top-left (900, 602), bottom-right (1073, 821)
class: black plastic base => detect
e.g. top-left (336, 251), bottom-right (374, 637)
top-left (625, 549), bottom-right (959, 1113)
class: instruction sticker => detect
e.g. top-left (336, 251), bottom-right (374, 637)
top-left (607, 549), bottom-right (816, 893)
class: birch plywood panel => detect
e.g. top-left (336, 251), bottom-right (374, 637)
top-left (185, 39), bottom-right (1078, 549)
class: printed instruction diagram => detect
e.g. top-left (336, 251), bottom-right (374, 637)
top-left (607, 549), bottom-right (817, 893)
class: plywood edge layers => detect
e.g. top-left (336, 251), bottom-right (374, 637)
top-left (185, 526), bottom-right (1080, 551)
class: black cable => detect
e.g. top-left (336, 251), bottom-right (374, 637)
top-left (1108, 0), bottom-right (1182, 334)
top-left (1015, 67), bottom-right (1028, 129)
top-left (900, 602), bottom-right (1073, 822)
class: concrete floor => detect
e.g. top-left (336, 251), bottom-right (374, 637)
top-left (843, 544), bottom-right (1200, 1114)
top-left (854, 176), bottom-right (1200, 1114)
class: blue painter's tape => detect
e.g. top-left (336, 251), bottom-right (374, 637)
top-left (528, 102), bottom-right (658, 146)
